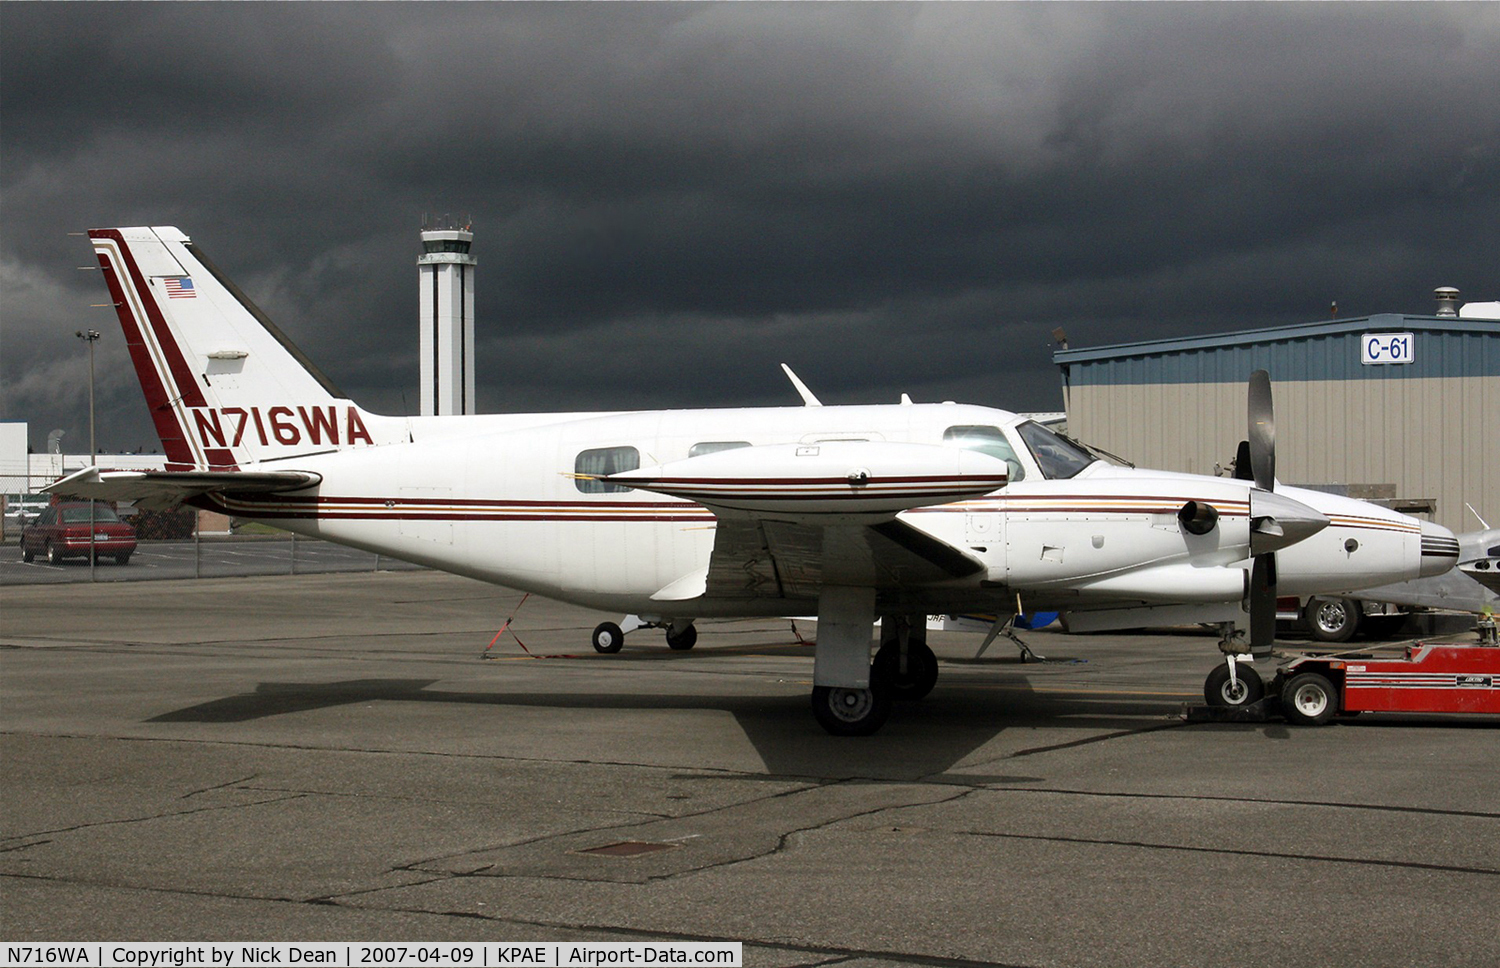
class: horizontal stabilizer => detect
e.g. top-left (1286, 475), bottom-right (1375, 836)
top-left (43, 466), bottom-right (321, 511)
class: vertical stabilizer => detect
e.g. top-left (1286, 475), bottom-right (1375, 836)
top-left (89, 227), bottom-right (399, 469)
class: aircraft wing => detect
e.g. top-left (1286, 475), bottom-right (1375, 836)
top-left (43, 466), bottom-right (322, 511)
top-left (605, 441), bottom-right (1000, 603)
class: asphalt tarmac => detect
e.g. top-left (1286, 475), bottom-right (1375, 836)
top-left (2, 571), bottom-right (1496, 967)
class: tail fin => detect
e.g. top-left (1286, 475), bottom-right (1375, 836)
top-left (89, 227), bottom-right (396, 469)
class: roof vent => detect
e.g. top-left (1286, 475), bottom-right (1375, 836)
top-left (1434, 286), bottom-right (1460, 316)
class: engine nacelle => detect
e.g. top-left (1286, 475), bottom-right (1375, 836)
top-left (603, 440), bottom-right (1009, 519)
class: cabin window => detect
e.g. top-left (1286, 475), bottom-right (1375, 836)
top-left (689, 441), bottom-right (752, 458)
top-left (575, 446), bottom-right (640, 494)
top-left (1015, 421), bottom-right (1095, 480)
top-left (942, 426), bottom-right (1024, 482)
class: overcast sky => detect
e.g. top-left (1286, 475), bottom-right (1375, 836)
top-left (3, 2), bottom-right (1497, 456)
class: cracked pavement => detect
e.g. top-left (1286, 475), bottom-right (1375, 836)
top-left (3, 571), bottom-right (1497, 966)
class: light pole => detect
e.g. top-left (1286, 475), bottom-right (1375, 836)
top-left (75, 329), bottom-right (100, 464)
top-left (75, 329), bottom-right (101, 579)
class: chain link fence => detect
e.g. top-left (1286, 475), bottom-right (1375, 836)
top-left (4, 498), bottom-right (427, 584)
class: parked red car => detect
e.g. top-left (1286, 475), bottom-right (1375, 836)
top-left (21, 502), bottom-right (137, 565)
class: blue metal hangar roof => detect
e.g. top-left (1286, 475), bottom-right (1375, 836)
top-left (1053, 315), bottom-right (1499, 386)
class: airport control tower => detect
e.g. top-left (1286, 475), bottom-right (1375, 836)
top-left (418, 219), bottom-right (477, 416)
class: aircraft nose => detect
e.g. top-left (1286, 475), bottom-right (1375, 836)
top-left (1419, 521), bottom-right (1460, 577)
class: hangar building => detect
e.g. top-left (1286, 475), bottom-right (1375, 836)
top-left (1052, 309), bottom-right (1498, 534)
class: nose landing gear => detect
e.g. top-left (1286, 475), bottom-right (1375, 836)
top-left (1204, 657), bottom-right (1265, 707)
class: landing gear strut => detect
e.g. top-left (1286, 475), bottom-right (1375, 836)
top-left (873, 615), bottom-right (938, 700)
top-left (973, 613), bottom-right (1046, 663)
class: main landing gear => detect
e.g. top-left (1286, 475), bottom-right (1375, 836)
top-left (808, 612), bottom-right (941, 736)
top-left (591, 616), bottom-right (697, 654)
top-left (589, 604), bottom-right (943, 736)
top-left (591, 621), bottom-right (626, 654)
top-left (811, 684), bottom-right (892, 737)
top-left (808, 642), bottom-right (940, 736)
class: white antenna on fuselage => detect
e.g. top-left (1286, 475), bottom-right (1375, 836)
top-left (780, 363), bottom-right (823, 407)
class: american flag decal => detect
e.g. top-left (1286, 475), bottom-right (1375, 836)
top-left (164, 277), bottom-right (196, 299)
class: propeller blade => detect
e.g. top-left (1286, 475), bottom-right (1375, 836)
top-left (1248, 369), bottom-right (1275, 491)
top-left (1249, 553), bottom-right (1277, 654)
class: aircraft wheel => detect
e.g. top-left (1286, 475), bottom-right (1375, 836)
top-left (873, 642), bottom-right (938, 700)
top-left (591, 621), bottom-right (625, 654)
top-left (665, 625), bottom-right (697, 651)
top-left (1306, 597), bottom-right (1358, 643)
top-left (1204, 663), bottom-right (1264, 706)
top-left (1282, 672), bottom-right (1338, 726)
top-left (811, 684), bottom-right (891, 736)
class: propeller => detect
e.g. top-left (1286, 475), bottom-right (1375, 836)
top-left (1243, 370), bottom-right (1310, 653)
top-left (1248, 549), bottom-right (1277, 653)
top-left (1245, 369), bottom-right (1278, 653)
top-left (1247, 369), bottom-right (1276, 491)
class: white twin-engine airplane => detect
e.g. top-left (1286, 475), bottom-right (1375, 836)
top-left (52, 226), bottom-right (1461, 734)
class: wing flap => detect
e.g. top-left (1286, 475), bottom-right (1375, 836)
top-left (702, 516), bottom-right (983, 602)
top-left (43, 467), bottom-right (321, 510)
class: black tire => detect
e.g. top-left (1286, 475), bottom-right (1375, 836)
top-left (873, 642), bottom-right (939, 700)
top-left (1306, 597), bottom-right (1359, 643)
top-left (665, 624), bottom-right (697, 651)
top-left (46, 541), bottom-right (63, 565)
top-left (1282, 671), bottom-right (1339, 726)
top-left (115, 552), bottom-right (132, 565)
top-left (22, 543), bottom-right (34, 563)
top-left (811, 684), bottom-right (892, 736)
top-left (1204, 663), bottom-right (1265, 706)
top-left (591, 621), bottom-right (625, 654)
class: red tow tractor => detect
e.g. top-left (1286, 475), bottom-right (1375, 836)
top-left (1272, 636), bottom-right (1500, 725)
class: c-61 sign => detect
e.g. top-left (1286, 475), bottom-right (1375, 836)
top-left (1361, 332), bottom-right (1414, 365)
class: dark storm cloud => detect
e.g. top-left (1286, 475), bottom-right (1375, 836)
top-left (2, 2), bottom-right (1496, 454)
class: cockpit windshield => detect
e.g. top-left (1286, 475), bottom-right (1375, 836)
top-left (942, 426), bottom-right (1024, 482)
top-left (1015, 421), bottom-right (1097, 480)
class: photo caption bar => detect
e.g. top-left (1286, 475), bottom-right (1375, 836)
top-left (4, 943), bottom-right (743, 968)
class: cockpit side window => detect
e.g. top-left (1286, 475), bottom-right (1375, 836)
top-left (942, 426), bottom-right (1024, 482)
top-left (1015, 421), bottom-right (1095, 480)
